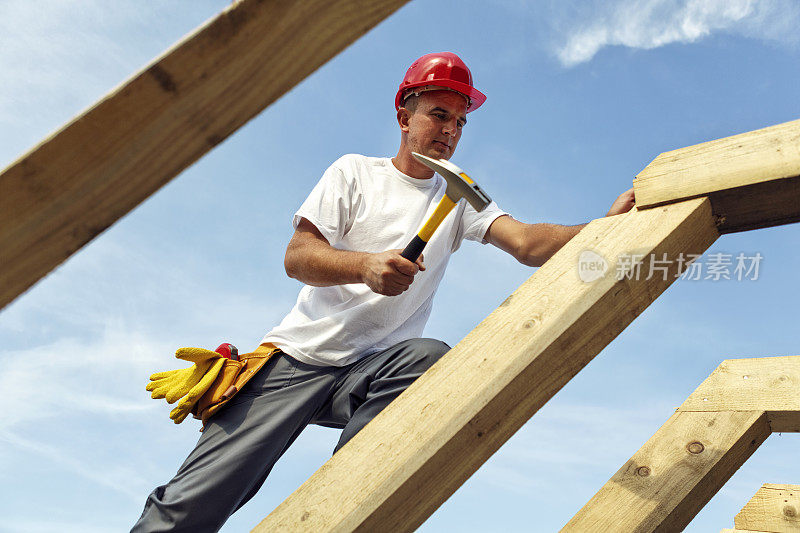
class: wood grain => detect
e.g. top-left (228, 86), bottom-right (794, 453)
top-left (734, 484), bottom-right (800, 532)
top-left (679, 356), bottom-right (800, 433)
top-left (0, 0), bottom-right (409, 309)
top-left (253, 198), bottom-right (718, 532)
top-left (634, 119), bottom-right (800, 233)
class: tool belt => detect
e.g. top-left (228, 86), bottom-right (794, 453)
top-left (191, 343), bottom-right (280, 429)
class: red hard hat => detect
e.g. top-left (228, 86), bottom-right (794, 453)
top-left (395, 52), bottom-right (486, 113)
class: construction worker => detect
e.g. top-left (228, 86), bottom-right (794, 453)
top-left (132, 51), bottom-right (635, 532)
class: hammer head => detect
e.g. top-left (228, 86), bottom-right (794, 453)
top-left (411, 152), bottom-right (492, 212)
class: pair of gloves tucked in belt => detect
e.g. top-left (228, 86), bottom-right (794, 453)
top-left (146, 343), bottom-right (236, 424)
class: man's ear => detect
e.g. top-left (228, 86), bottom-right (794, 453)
top-left (397, 107), bottom-right (411, 132)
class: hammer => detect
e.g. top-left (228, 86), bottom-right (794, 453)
top-left (401, 152), bottom-right (492, 261)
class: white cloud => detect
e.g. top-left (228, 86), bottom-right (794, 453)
top-left (556, 0), bottom-right (800, 66)
top-left (0, 328), bottom-right (163, 432)
top-left (0, 518), bottom-right (116, 533)
top-left (0, 431), bottom-right (145, 501)
top-left (0, 238), bottom-right (282, 431)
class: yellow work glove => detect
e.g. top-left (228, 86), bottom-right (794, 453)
top-left (146, 347), bottom-right (226, 424)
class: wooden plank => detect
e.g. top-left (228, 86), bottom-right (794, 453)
top-left (766, 412), bottom-right (800, 434)
top-left (0, 0), bottom-right (409, 310)
top-left (720, 529), bottom-right (769, 532)
top-left (679, 356), bottom-right (800, 432)
top-left (253, 198), bottom-right (718, 532)
top-left (734, 483), bottom-right (800, 532)
top-left (563, 411), bottom-right (771, 533)
top-left (705, 175), bottom-right (800, 233)
top-left (633, 119), bottom-right (800, 233)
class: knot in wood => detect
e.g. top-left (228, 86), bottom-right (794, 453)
top-left (784, 505), bottom-right (797, 518)
top-left (686, 441), bottom-right (705, 454)
top-left (635, 466), bottom-right (650, 477)
top-left (521, 317), bottom-right (540, 329)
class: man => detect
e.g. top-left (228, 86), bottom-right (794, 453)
top-left (132, 52), bottom-right (634, 532)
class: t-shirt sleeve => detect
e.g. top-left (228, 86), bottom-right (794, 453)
top-left (460, 200), bottom-right (509, 244)
top-left (292, 159), bottom-right (357, 245)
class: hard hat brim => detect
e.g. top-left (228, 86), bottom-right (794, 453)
top-left (395, 79), bottom-right (487, 113)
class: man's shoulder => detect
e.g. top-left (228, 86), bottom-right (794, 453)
top-left (330, 153), bottom-right (390, 176)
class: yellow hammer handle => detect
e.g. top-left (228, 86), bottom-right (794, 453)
top-left (418, 195), bottom-right (456, 242)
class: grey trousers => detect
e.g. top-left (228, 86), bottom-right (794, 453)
top-left (131, 337), bottom-right (450, 533)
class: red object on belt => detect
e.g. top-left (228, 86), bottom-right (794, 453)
top-left (214, 343), bottom-right (239, 361)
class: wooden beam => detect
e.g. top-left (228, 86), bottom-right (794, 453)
top-left (253, 198), bottom-right (718, 532)
top-left (566, 356), bottom-right (800, 532)
top-left (0, 0), bottom-right (409, 310)
top-left (633, 119), bottom-right (800, 233)
top-left (679, 356), bottom-right (800, 433)
top-left (734, 483), bottom-right (800, 532)
top-left (564, 410), bottom-right (771, 533)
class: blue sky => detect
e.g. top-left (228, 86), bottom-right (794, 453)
top-left (1, 1), bottom-right (799, 531)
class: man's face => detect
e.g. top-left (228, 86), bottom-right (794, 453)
top-left (401, 90), bottom-right (468, 160)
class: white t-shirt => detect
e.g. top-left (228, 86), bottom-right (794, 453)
top-left (261, 154), bottom-right (507, 366)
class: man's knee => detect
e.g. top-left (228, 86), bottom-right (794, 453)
top-left (402, 337), bottom-right (450, 370)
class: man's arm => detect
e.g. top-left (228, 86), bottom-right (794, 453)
top-left (485, 187), bottom-right (635, 267)
top-left (284, 217), bottom-right (425, 296)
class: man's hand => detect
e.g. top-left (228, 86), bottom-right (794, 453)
top-left (362, 250), bottom-right (425, 296)
top-left (285, 219), bottom-right (427, 292)
top-left (606, 187), bottom-right (636, 216)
